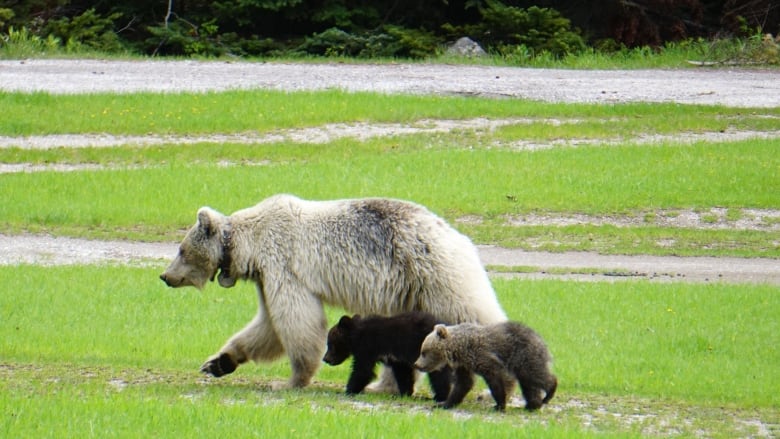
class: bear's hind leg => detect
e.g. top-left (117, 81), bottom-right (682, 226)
top-left (480, 369), bottom-right (512, 411)
top-left (542, 374), bottom-right (558, 404)
top-left (518, 379), bottom-right (545, 411)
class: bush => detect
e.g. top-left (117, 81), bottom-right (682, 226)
top-left (445, 2), bottom-right (586, 58)
top-left (297, 26), bottom-right (441, 58)
top-left (43, 8), bottom-right (125, 53)
top-left (0, 8), bottom-right (14, 32)
top-left (0, 26), bottom-right (61, 58)
top-left (145, 19), bottom-right (225, 57)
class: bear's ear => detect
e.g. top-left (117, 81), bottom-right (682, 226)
top-left (434, 324), bottom-right (449, 339)
top-left (197, 207), bottom-right (223, 238)
top-left (338, 315), bottom-right (354, 329)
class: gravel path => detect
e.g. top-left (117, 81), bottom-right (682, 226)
top-left (1, 59), bottom-right (778, 284)
top-left (2, 234), bottom-right (778, 284)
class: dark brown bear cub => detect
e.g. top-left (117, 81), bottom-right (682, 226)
top-left (323, 312), bottom-right (452, 401)
top-left (415, 321), bottom-right (557, 411)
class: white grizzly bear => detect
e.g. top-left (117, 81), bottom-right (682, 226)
top-left (415, 322), bottom-right (557, 412)
top-left (160, 194), bottom-right (506, 388)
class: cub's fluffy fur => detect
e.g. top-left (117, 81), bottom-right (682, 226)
top-left (323, 312), bottom-right (452, 401)
top-left (415, 322), bottom-right (556, 411)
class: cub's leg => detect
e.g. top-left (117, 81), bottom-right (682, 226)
top-left (427, 367), bottom-right (453, 402)
top-left (346, 357), bottom-right (379, 395)
top-left (389, 361), bottom-right (415, 396)
top-left (440, 367), bottom-right (474, 409)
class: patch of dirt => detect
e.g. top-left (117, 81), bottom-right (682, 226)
top-left (498, 208), bottom-right (780, 231)
top-left (0, 118), bottom-right (526, 150)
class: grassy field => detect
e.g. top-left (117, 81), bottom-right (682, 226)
top-left (1, 85), bottom-right (778, 437)
top-left (2, 90), bottom-right (779, 136)
top-left (1, 90), bottom-right (779, 256)
top-left (1, 265), bottom-right (777, 438)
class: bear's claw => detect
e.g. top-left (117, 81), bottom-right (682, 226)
top-left (200, 353), bottom-right (237, 377)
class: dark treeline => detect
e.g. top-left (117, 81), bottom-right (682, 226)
top-left (1, 0), bottom-right (778, 57)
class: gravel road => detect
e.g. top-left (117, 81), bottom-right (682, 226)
top-left (1, 59), bottom-right (778, 284)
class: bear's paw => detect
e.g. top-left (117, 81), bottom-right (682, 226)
top-left (200, 353), bottom-right (237, 377)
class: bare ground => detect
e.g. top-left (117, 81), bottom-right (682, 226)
top-left (2, 234), bottom-right (779, 284)
top-left (2, 59), bottom-right (780, 107)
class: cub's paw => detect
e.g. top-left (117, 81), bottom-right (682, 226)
top-left (200, 353), bottom-right (237, 377)
top-left (434, 401), bottom-right (454, 410)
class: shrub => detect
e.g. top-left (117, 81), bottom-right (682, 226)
top-left (297, 26), bottom-right (440, 58)
top-left (0, 26), bottom-right (61, 58)
top-left (146, 19), bottom-right (225, 57)
top-left (444, 2), bottom-right (586, 58)
top-left (44, 8), bottom-right (125, 52)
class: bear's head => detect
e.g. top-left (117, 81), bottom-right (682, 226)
top-left (160, 207), bottom-right (236, 289)
top-left (414, 324), bottom-right (450, 372)
top-left (322, 315), bottom-right (359, 366)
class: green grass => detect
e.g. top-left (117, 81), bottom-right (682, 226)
top-left (2, 89), bottom-right (778, 137)
top-left (0, 89), bottom-right (543, 136)
top-left (1, 135), bottom-right (777, 256)
top-left (1, 265), bottom-right (777, 437)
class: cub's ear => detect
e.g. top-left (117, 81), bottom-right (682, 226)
top-left (338, 315), bottom-right (354, 329)
top-left (197, 207), bottom-right (224, 238)
top-left (434, 324), bottom-right (449, 339)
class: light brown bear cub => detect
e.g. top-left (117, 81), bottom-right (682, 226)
top-left (415, 322), bottom-right (557, 412)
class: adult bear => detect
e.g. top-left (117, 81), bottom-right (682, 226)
top-left (160, 194), bottom-right (507, 388)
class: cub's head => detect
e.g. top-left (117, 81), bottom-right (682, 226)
top-left (160, 207), bottom-right (235, 289)
top-left (414, 324), bottom-right (450, 372)
top-left (323, 315), bottom-right (359, 366)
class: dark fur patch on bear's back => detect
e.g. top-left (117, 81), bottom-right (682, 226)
top-left (339, 199), bottom-right (423, 260)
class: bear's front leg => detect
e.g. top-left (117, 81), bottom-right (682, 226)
top-left (389, 361), bottom-right (415, 396)
top-left (345, 357), bottom-right (378, 395)
top-left (201, 352), bottom-right (238, 377)
top-left (439, 367), bottom-right (474, 409)
top-left (427, 366), bottom-right (453, 402)
top-left (287, 349), bottom-right (324, 388)
top-left (266, 288), bottom-right (328, 389)
top-left (201, 304), bottom-right (285, 378)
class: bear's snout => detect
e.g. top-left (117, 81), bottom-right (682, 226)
top-left (160, 273), bottom-right (177, 287)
